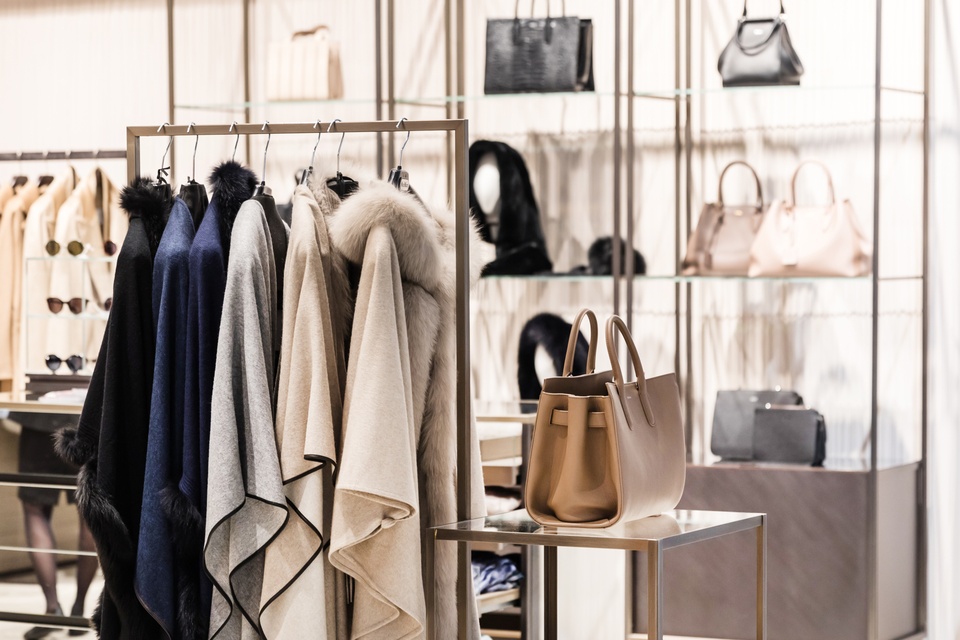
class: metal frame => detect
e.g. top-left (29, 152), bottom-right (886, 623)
top-left (126, 117), bottom-right (473, 635)
top-left (0, 150), bottom-right (126, 163)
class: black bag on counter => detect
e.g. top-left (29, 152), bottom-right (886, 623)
top-left (711, 388), bottom-right (803, 460)
top-left (753, 405), bottom-right (826, 466)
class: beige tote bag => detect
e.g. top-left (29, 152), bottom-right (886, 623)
top-left (525, 310), bottom-right (686, 528)
top-left (748, 160), bottom-right (872, 277)
top-left (266, 25), bottom-right (344, 101)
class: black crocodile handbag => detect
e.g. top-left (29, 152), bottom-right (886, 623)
top-left (718, 0), bottom-right (804, 87)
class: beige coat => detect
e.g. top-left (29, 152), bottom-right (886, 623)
top-left (0, 183), bottom-right (41, 383)
top-left (47, 168), bottom-right (125, 364)
top-left (20, 168), bottom-right (76, 375)
top-left (329, 183), bottom-right (486, 640)
top-left (260, 181), bottom-right (351, 639)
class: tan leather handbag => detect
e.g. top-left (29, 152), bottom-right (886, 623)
top-left (748, 160), bottom-right (872, 277)
top-left (525, 310), bottom-right (686, 528)
top-left (266, 25), bottom-right (344, 101)
top-left (682, 161), bottom-right (767, 275)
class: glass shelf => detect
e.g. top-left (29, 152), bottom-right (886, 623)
top-left (175, 96), bottom-right (380, 112)
top-left (478, 273), bottom-right (923, 283)
top-left (0, 392), bottom-right (84, 415)
top-left (695, 457), bottom-right (919, 473)
top-left (395, 90), bottom-right (615, 106)
top-left (27, 312), bottom-right (110, 321)
top-left (26, 255), bottom-right (117, 264)
top-left (632, 83), bottom-right (926, 99)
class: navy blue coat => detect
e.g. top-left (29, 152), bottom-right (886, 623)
top-left (136, 197), bottom-right (195, 639)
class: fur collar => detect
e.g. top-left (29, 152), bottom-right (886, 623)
top-left (209, 161), bottom-right (257, 255)
top-left (120, 177), bottom-right (173, 255)
top-left (330, 181), bottom-right (484, 294)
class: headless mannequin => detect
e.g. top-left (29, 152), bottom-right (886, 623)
top-left (473, 152), bottom-right (501, 242)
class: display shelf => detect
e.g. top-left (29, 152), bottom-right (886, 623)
top-left (699, 457), bottom-right (919, 474)
top-left (477, 589), bottom-right (521, 616)
top-left (27, 312), bottom-right (110, 321)
top-left (25, 255), bottom-right (117, 264)
top-left (480, 273), bottom-right (924, 284)
top-left (395, 90), bottom-right (615, 106)
top-left (174, 96), bottom-right (379, 112)
top-left (0, 392), bottom-right (83, 415)
top-left (633, 83), bottom-right (924, 99)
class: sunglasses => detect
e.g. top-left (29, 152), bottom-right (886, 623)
top-left (44, 240), bottom-right (117, 257)
top-left (46, 297), bottom-right (87, 315)
top-left (45, 354), bottom-right (85, 374)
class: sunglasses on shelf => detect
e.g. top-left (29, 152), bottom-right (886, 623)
top-left (45, 354), bottom-right (85, 374)
top-left (44, 240), bottom-right (117, 257)
top-left (46, 297), bottom-right (87, 315)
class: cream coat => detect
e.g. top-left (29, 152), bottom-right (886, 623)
top-left (48, 168), bottom-right (125, 364)
top-left (21, 168), bottom-right (76, 375)
top-left (260, 181), bottom-right (351, 639)
top-left (0, 182), bottom-right (41, 382)
top-left (329, 183), bottom-right (486, 640)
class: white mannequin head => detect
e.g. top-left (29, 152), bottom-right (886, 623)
top-left (473, 152), bottom-right (501, 241)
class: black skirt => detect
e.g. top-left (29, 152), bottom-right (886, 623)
top-left (12, 413), bottom-right (78, 506)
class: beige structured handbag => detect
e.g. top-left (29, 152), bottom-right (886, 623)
top-left (682, 160), bottom-right (767, 275)
top-left (525, 310), bottom-right (686, 528)
top-left (748, 160), bottom-right (872, 277)
top-left (266, 25), bottom-right (344, 101)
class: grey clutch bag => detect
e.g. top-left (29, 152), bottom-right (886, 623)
top-left (711, 389), bottom-right (802, 460)
top-left (718, 1), bottom-right (804, 87)
top-left (753, 405), bottom-right (826, 466)
top-left (485, 1), bottom-right (595, 94)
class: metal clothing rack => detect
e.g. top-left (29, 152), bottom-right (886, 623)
top-left (0, 150), bottom-right (126, 162)
top-left (128, 118), bottom-right (473, 639)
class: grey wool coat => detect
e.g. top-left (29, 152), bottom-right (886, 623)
top-left (203, 199), bottom-right (288, 639)
top-left (328, 182), bottom-right (486, 640)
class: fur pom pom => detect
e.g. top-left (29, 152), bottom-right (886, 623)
top-left (54, 426), bottom-right (96, 467)
top-left (120, 176), bottom-right (174, 253)
top-left (209, 161), bottom-right (257, 222)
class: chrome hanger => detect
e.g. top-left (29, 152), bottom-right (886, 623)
top-left (157, 122), bottom-right (172, 184)
top-left (187, 122), bottom-right (200, 183)
top-left (230, 121), bottom-right (240, 162)
top-left (327, 118), bottom-right (345, 174)
top-left (389, 117), bottom-right (411, 191)
top-left (255, 121), bottom-right (271, 195)
top-left (300, 119), bottom-right (323, 186)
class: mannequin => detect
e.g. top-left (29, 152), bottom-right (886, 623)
top-left (472, 153), bottom-right (500, 242)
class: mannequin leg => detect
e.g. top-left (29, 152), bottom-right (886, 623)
top-left (21, 501), bottom-right (60, 612)
top-left (70, 513), bottom-right (97, 634)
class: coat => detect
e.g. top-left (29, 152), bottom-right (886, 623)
top-left (21, 167), bottom-right (77, 374)
top-left (0, 182), bottom-right (41, 382)
top-left (204, 198), bottom-right (287, 640)
top-left (55, 177), bottom-right (171, 640)
top-left (329, 182), bottom-right (486, 640)
top-left (48, 168), bottom-right (126, 363)
top-left (135, 197), bottom-right (195, 640)
top-left (170, 161), bottom-right (257, 640)
top-left (260, 181), bottom-right (351, 640)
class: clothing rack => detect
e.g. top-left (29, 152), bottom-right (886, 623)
top-left (127, 119), bottom-right (472, 639)
top-left (0, 150), bottom-right (126, 162)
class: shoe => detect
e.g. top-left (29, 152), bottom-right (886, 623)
top-left (68, 603), bottom-right (90, 636)
top-left (23, 607), bottom-right (62, 640)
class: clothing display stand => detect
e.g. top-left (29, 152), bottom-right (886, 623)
top-left (126, 118), bottom-right (475, 637)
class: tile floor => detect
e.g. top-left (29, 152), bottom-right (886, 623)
top-left (0, 567), bottom-right (101, 640)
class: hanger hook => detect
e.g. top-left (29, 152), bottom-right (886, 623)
top-left (327, 118), bottom-right (344, 173)
top-left (261, 121), bottom-right (271, 185)
top-left (229, 121), bottom-right (240, 162)
top-left (187, 122), bottom-right (199, 181)
top-left (310, 119), bottom-right (323, 168)
top-left (397, 117), bottom-right (410, 167)
top-left (158, 123), bottom-right (172, 182)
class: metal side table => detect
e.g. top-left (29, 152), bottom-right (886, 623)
top-left (428, 509), bottom-right (766, 640)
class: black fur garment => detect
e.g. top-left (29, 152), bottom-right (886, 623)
top-left (517, 313), bottom-right (591, 409)
top-left (469, 140), bottom-right (553, 275)
top-left (587, 236), bottom-right (646, 276)
top-left (209, 161), bottom-right (258, 260)
top-left (118, 177), bottom-right (175, 258)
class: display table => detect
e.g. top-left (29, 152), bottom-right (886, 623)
top-left (429, 508), bottom-right (766, 640)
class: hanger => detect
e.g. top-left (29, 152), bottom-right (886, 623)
top-left (36, 150), bottom-right (53, 188)
top-left (11, 152), bottom-right (27, 189)
top-left (299, 119), bottom-right (323, 186)
top-left (230, 121), bottom-right (240, 162)
top-left (154, 123), bottom-right (173, 200)
top-left (325, 119), bottom-right (359, 199)
top-left (255, 121), bottom-right (272, 196)
top-left (180, 122), bottom-right (209, 227)
top-left (388, 118), bottom-right (411, 192)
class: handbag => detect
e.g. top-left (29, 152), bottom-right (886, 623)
top-left (753, 405), bottom-right (826, 466)
top-left (682, 161), bottom-right (767, 275)
top-left (718, 0), bottom-right (804, 87)
top-left (711, 388), bottom-right (803, 460)
top-left (525, 310), bottom-right (686, 527)
top-left (266, 25), bottom-right (344, 101)
top-left (484, 0), bottom-right (595, 94)
top-left (748, 160), bottom-right (872, 277)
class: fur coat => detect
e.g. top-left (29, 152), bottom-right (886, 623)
top-left (329, 182), bottom-right (486, 640)
top-left (55, 178), bottom-right (171, 640)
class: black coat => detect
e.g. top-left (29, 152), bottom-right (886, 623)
top-left (56, 178), bottom-right (171, 640)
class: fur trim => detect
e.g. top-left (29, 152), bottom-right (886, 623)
top-left (209, 161), bottom-right (257, 257)
top-left (517, 314), bottom-right (590, 404)
top-left (54, 426), bottom-right (96, 467)
top-left (588, 236), bottom-right (646, 276)
top-left (160, 484), bottom-right (207, 640)
top-left (481, 242), bottom-right (553, 276)
top-left (120, 176), bottom-right (173, 255)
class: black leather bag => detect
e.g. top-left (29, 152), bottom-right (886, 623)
top-left (711, 389), bottom-right (803, 460)
top-left (718, 0), bottom-right (804, 87)
top-left (753, 405), bottom-right (826, 466)
top-left (485, 0), bottom-right (595, 94)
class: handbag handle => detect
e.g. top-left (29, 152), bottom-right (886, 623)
top-left (605, 315), bottom-right (657, 427)
top-left (742, 0), bottom-right (785, 17)
top-left (514, 0), bottom-right (567, 19)
top-left (292, 25), bottom-right (330, 39)
top-left (562, 308), bottom-right (598, 376)
top-left (717, 160), bottom-right (763, 209)
top-left (789, 160), bottom-right (837, 206)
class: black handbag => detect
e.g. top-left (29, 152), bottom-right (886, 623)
top-left (717, 0), bottom-right (804, 87)
top-left (753, 405), bottom-right (826, 466)
top-left (711, 389), bottom-right (803, 460)
top-left (484, 0), bottom-right (595, 94)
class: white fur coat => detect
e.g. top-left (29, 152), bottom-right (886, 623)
top-left (329, 182), bottom-right (486, 640)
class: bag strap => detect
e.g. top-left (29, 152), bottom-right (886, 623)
top-left (562, 308), bottom-right (598, 376)
top-left (514, 0), bottom-right (567, 19)
top-left (293, 25), bottom-right (330, 39)
top-left (717, 160), bottom-right (763, 209)
top-left (789, 160), bottom-right (837, 206)
top-left (742, 0), bottom-right (785, 17)
top-left (605, 315), bottom-right (657, 427)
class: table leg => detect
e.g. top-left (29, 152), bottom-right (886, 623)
top-left (425, 530), bottom-right (435, 640)
top-left (756, 515), bottom-right (767, 640)
top-left (647, 541), bottom-right (662, 640)
top-left (545, 545), bottom-right (558, 640)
